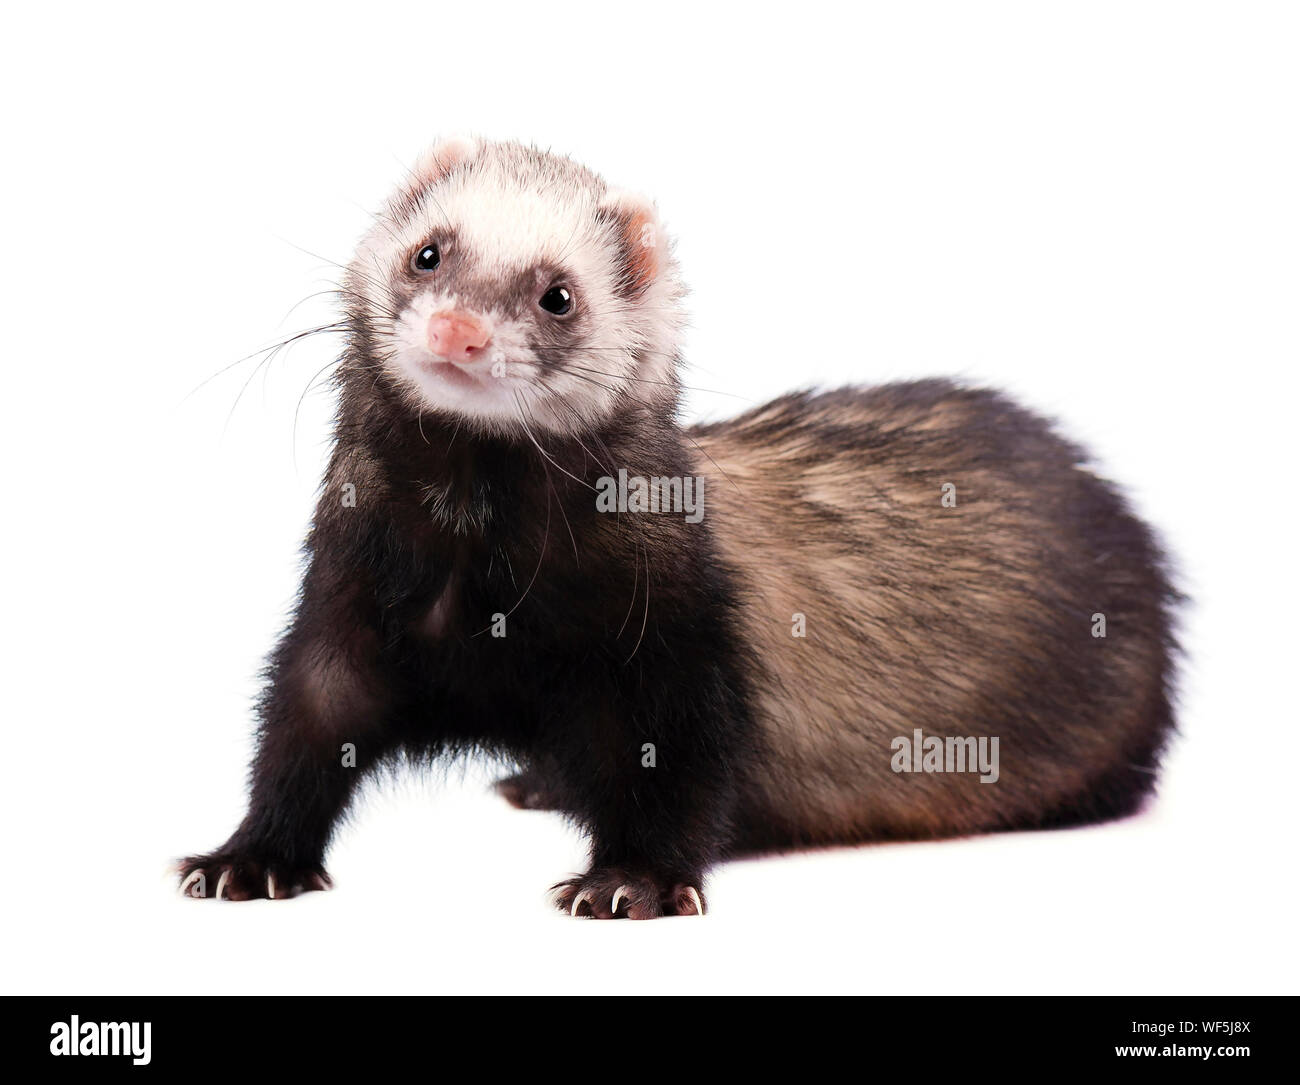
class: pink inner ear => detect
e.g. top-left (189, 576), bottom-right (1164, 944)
top-left (620, 204), bottom-right (660, 289)
top-left (416, 136), bottom-right (477, 186)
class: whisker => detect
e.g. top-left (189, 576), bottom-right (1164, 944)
top-left (567, 361), bottom-right (751, 402)
top-left (510, 389), bottom-right (597, 491)
top-left (293, 357), bottom-right (344, 469)
top-left (548, 396), bottom-right (613, 475)
top-left (624, 538), bottom-right (652, 666)
top-left (183, 322), bottom-right (346, 405)
top-left (540, 364), bottom-right (742, 493)
top-left (617, 534), bottom-right (640, 639)
top-left (220, 326), bottom-right (348, 433)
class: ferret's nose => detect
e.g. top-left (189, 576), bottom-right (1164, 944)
top-left (427, 311), bottom-right (492, 361)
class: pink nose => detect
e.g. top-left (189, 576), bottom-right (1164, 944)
top-left (427, 311), bottom-right (492, 361)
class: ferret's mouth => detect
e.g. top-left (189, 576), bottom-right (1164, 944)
top-left (395, 349), bottom-right (527, 423)
top-left (417, 356), bottom-right (488, 390)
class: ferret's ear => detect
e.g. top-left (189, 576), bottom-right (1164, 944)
top-left (599, 188), bottom-right (662, 295)
top-left (412, 135), bottom-right (479, 186)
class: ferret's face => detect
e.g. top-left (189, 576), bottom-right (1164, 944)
top-left (345, 138), bottom-right (683, 436)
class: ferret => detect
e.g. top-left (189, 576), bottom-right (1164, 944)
top-left (179, 137), bottom-right (1179, 918)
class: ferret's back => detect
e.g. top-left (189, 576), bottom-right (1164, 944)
top-left (690, 381), bottom-right (1177, 849)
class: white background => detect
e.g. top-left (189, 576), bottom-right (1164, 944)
top-left (2, 1), bottom-right (1296, 995)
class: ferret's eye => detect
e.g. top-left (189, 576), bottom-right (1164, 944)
top-left (539, 285), bottom-right (573, 316)
top-left (413, 244), bottom-right (441, 271)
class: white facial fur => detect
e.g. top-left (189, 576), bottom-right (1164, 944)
top-left (345, 138), bottom-right (685, 437)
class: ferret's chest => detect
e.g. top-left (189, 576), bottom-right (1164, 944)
top-left (403, 537), bottom-right (639, 661)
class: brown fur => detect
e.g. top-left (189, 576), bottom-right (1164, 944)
top-left (691, 380), bottom-right (1178, 850)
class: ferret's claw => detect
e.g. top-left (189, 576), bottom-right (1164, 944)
top-left (683, 886), bottom-right (705, 916)
top-left (611, 885), bottom-right (630, 916)
top-left (570, 889), bottom-right (591, 917)
top-left (179, 857), bottom-right (331, 901)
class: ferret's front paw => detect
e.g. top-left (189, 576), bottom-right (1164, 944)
top-left (551, 868), bottom-right (706, 920)
top-left (176, 853), bottom-right (332, 901)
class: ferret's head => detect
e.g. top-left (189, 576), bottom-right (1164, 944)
top-left (344, 137), bottom-right (685, 437)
